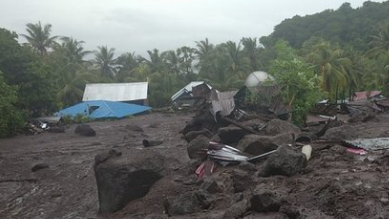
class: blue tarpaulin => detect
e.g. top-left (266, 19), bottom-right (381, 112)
top-left (57, 100), bottom-right (151, 119)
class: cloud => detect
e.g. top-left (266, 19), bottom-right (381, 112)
top-left (0, 0), bottom-right (385, 57)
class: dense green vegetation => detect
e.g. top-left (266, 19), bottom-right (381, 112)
top-left (1, 1), bottom-right (389, 136)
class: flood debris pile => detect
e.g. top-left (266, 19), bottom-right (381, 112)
top-left (161, 88), bottom-right (389, 218)
top-left (91, 87), bottom-right (389, 219)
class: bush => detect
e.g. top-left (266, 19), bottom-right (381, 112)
top-left (61, 114), bottom-right (91, 124)
top-left (0, 72), bottom-right (25, 137)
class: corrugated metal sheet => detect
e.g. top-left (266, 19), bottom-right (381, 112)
top-left (352, 91), bottom-right (381, 101)
top-left (171, 81), bottom-right (212, 101)
top-left (82, 82), bottom-right (148, 102)
top-left (343, 138), bottom-right (389, 151)
top-left (210, 90), bottom-right (237, 116)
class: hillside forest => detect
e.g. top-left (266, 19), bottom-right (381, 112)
top-left (1, 1), bottom-right (389, 137)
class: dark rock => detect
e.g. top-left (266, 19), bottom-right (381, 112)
top-left (218, 126), bottom-right (251, 144)
top-left (94, 150), bottom-right (165, 213)
top-left (242, 119), bottom-right (266, 131)
top-left (144, 214), bottom-right (168, 219)
top-left (165, 190), bottom-right (214, 216)
top-left (279, 205), bottom-right (300, 219)
top-left (231, 169), bottom-right (256, 193)
top-left (230, 193), bottom-right (244, 204)
top-left (243, 212), bottom-right (288, 219)
top-left (265, 119), bottom-right (300, 136)
top-left (48, 126), bottom-right (65, 133)
top-left (259, 145), bottom-right (307, 177)
top-left (165, 192), bottom-right (198, 215)
top-left (195, 190), bottom-right (214, 209)
top-left (250, 192), bottom-right (281, 213)
top-left (200, 178), bottom-right (223, 194)
top-left (31, 163), bottom-right (49, 172)
top-left (187, 135), bottom-right (209, 159)
top-left (143, 139), bottom-right (163, 147)
top-left (184, 128), bottom-right (214, 143)
top-left (94, 149), bottom-right (122, 166)
top-left (238, 161), bottom-right (257, 172)
top-left (237, 133), bottom-right (293, 156)
top-left (348, 111), bottom-right (376, 123)
top-left (186, 159), bottom-right (203, 175)
top-left (74, 124), bottom-right (96, 136)
top-left (295, 132), bottom-right (317, 143)
top-left (181, 109), bottom-right (218, 135)
top-left (223, 199), bottom-right (248, 219)
top-left (148, 123), bottom-right (160, 128)
top-left (211, 134), bottom-right (221, 143)
top-left (125, 124), bottom-right (144, 132)
top-left (322, 125), bottom-right (357, 141)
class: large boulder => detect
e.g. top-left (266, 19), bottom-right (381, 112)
top-left (265, 119), bottom-right (300, 136)
top-left (184, 128), bottom-right (214, 143)
top-left (237, 133), bottom-right (294, 156)
top-left (230, 169), bottom-right (256, 193)
top-left (322, 125), bottom-right (357, 141)
top-left (94, 150), bottom-right (167, 213)
top-left (218, 126), bottom-right (251, 144)
top-left (164, 190), bottom-right (213, 216)
top-left (187, 135), bottom-right (210, 159)
top-left (223, 199), bottom-right (249, 219)
top-left (250, 192), bottom-right (281, 213)
top-left (259, 145), bottom-right (307, 177)
top-left (75, 124), bottom-right (96, 136)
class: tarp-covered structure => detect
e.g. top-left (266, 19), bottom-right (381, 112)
top-left (57, 100), bottom-right (151, 119)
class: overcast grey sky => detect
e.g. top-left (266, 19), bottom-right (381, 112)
top-left (0, 0), bottom-right (385, 56)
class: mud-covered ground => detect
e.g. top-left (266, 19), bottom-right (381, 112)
top-left (1, 112), bottom-right (389, 219)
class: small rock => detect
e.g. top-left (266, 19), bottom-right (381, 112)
top-left (165, 193), bottom-right (198, 215)
top-left (143, 139), bottom-right (163, 147)
top-left (75, 124), bottom-right (96, 136)
top-left (238, 161), bottom-right (257, 172)
top-left (250, 192), bottom-right (281, 213)
top-left (279, 205), bottom-right (300, 219)
top-left (223, 199), bottom-right (248, 219)
top-left (230, 169), bottom-right (256, 193)
top-left (31, 163), bottom-right (49, 172)
top-left (200, 178), bottom-right (223, 194)
top-left (125, 124), bottom-right (144, 132)
top-left (48, 126), bottom-right (65, 133)
top-left (187, 135), bottom-right (209, 159)
top-left (265, 119), bottom-right (300, 136)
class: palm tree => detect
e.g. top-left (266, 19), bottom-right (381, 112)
top-left (116, 52), bottom-right (140, 82)
top-left (306, 42), bottom-right (351, 99)
top-left (162, 50), bottom-right (180, 75)
top-left (223, 41), bottom-right (251, 79)
top-left (242, 37), bottom-right (262, 71)
top-left (21, 21), bottom-right (58, 55)
top-left (94, 46), bottom-right (117, 78)
top-left (195, 38), bottom-right (214, 76)
top-left (177, 46), bottom-right (196, 80)
top-left (141, 49), bottom-right (167, 73)
top-left (57, 37), bottom-right (91, 65)
top-left (368, 21), bottom-right (389, 57)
